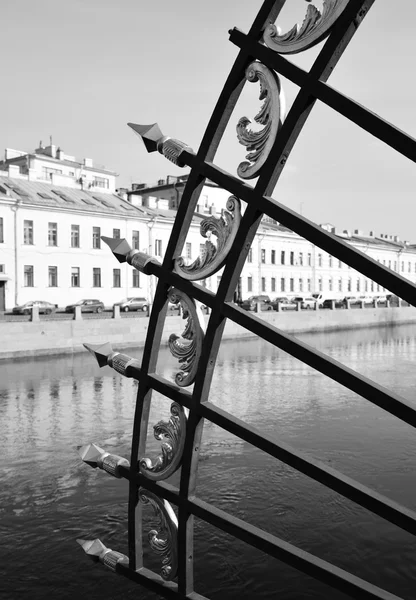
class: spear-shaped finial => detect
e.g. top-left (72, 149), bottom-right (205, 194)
top-left (78, 443), bottom-right (130, 478)
top-left (77, 538), bottom-right (128, 572)
top-left (101, 236), bottom-right (159, 274)
top-left (128, 122), bottom-right (193, 168)
top-left (83, 342), bottom-right (114, 367)
top-left (83, 342), bottom-right (140, 377)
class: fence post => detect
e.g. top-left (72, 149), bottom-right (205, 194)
top-left (31, 305), bottom-right (39, 322)
top-left (296, 302), bottom-right (301, 312)
top-left (373, 298), bottom-right (378, 308)
top-left (74, 306), bottom-right (82, 320)
top-left (330, 300), bottom-right (335, 310)
top-left (360, 300), bottom-right (365, 309)
top-left (113, 304), bottom-right (120, 319)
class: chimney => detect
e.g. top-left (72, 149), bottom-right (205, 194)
top-left (57, 147), bottom-right (64, 160)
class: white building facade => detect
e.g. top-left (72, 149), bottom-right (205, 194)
top-left (1, 162), bottom-right (416, 312)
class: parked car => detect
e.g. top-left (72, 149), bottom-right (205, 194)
top-left (321, 298), bottom-right (347, 309)
top-left (271, 297), bottom-right (296, 311)
top-left (292, 296), bottom-right (316, 309)
top-left (65, 299), bottom-right (104, 313)
top-left (343, 295), bottom-right (361, 306)
top-left (13, 300), bottom-right (56, 315)
top-left (240, 295), bottom-right (272, 311)
top-left (359, 295), bottom-right (374, 305)
top-left (116, 297), bottom-right (149, 312)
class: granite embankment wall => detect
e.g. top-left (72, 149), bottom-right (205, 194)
top-left (1, 306), bottom-right (416, 361)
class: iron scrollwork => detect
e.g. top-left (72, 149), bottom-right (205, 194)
top-left (263, 0), bottom-right (349, 55)
top-left (174, 195), bottom-right (242, 280)
top-left (139, 490), bottom-right (178, 581)
top-left (140, 402), bottom-right (186, 480)
top-left (168, 289), bottom-right (205, 387)
top-left (236, 62), bottom-right (285, 179)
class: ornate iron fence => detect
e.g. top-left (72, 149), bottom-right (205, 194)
top-left (77, 1), bottom-right (416, 598)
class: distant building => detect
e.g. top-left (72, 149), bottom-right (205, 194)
top-left (1, 155), bottom-right (415, 312)
top-left (0, 141), bottom-right (117, 193)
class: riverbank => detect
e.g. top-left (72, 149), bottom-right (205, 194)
top-left (1, 305), bottom-right (416, 360)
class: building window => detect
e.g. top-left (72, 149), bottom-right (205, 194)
top-left (186, 242), bottom-right (192, 260)
top-left (409, 262), bottom-right (412, 273)
top-left (24, 220), bottom-right (33, 244)
top-left (357, 279), bottom-right (360, 292)
top-left (132, 270), bottom-right (140, 287)
top-left (92, 227), bottom-right (101, 248)
top-left (0, 265), bottom-right (4, 273)
top-left (261, 249), bottom-right (266, 264)
top-left (365, 279), bottom-right (368, 292)
top-left (329, 278), bottom-right (333, 292)
top-left (247, 249), bottom-right (253, 263)
top-left (299, 278), bottom-right (303, 292)
top-left (71, 267), bottom-right (80, 287)
top-left (401, 261), bottom-right (404, 271)
top-left (93, 176), bottom-right (109, 189)
top-left (299, 252), bottom-right (303, 266)
top-left (132, 230), bottom-right (140, 250)
top-left (93, 267), bottom-right (101, 287)
top-left (348, 278), bottom-right (352, 292)
top-left (48, 266), bottom-right (58, 287)
top-left (318, 254), bottom-right (322, 267)
top-left (281, 251), bottom-right (285, 265)
top-left (307, 278), bottom-right (311, 292)
top-left (24, 265), bottom-right (34, 287)
top-left (71, 225), bottom-right (80, 248)
top-left (155, 239), bottom-right (162, 257)
top-left (307, 253), bottom-right (312, 266)
top-left (42, 166), bottom-right (62, 180)
top-left (261, 277), bottom-right (266, 292)
top-left (289, 278), bottom-right (294, 292)
top-left (371, 281), bottom-right (374, 292)
top-left (318, 277), bottom-right (323, 291)
top-left (247, 276), bottom-right (252, 292)
top-left (338, 278), bottom-right (342, 292)
top-left (290, 251), bottom-right (294, 266)
top-left (48, 222), bottom-right (58, 246)
top-left (394, 261), bottom-right (397, 271)
top-left (113, 268), bottom-right (121, 287)
top-left (388, 260), bottom-right (391, 269)
top-left (338, 260), bottom-right (342, 268)
top-left (113, 228), bottom-right (120, 239)
top-left (281, 278), bottom-right (285, 292)
top-left (0, 217), bottom-right (3, 243)
top-left (271, 250), bottom-right (276, 264)
top-left (200, 243), bottom-right (206, 258)
top-left (271, 277), bottom-right (276, 292)
top-left (329, 256), bottom-right (333, 268)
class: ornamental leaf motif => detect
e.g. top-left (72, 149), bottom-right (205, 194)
top-left (263, 0), bottom-right (350, 54)
top-left (236, 62), bottom-right (285, 179)
top-left (139, 490), bottom-right (178, 581)
top-left (174, 196), bottom-right (242, 280)
top-left (139, 402), bottom-right (186, 480)
top-left (167, 288), bottom-right (205, 387)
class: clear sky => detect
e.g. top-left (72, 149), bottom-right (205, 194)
top-left (1, 1), bottom-right (415, 240)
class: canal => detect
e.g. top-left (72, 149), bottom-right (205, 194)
top-left (1, 324), bottom-right (416, 599)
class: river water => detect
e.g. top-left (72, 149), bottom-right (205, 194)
top-left (1, 324), bottom-right (416, 600)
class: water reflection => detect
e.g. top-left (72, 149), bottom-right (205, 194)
top-left (0, 324), bottom-right (416, 599)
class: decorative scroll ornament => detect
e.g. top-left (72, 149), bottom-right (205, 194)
top-left (139, 490), bottom-right (178, 581)
top-left (174, 196), bottom-right (242, 280)
top-left (168, 288), bottom-right (205, 387)
top-left (236, 62), bottom-right (285, 179)
top-left (263, 0), bottom-right (350, 55)
top-left (140, 402), bottom-right (186, 480)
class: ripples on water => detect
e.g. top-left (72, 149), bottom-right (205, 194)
top-left (1, 325), bottom-right (416, 599)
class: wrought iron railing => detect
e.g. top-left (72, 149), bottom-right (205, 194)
top-left (77, 1), bottom-right (416, 598)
